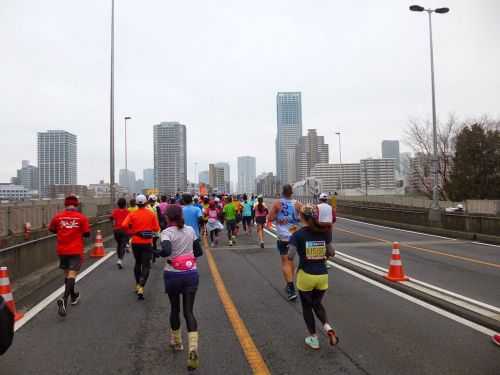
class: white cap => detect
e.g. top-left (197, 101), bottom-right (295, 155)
top-left (136, 194), bottom-right (147, 205)
top-left (319, 193), bottom-right (328, 200)
top-left (214, 197), bottom-right (220, 202)
top-left (149, 194), bottom-right (157, 202)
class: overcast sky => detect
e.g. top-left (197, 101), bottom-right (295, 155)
top-left (1, 0), bottom-right (499, 185)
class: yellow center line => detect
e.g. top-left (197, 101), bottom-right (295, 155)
top-left (336, 227), bottom-right (500, 269)
top-left (203, 237), bottom-right (271, 375)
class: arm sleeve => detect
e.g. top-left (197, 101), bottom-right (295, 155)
top-left (193, 239), bottom-right (203, 258)
top-left (159, 240), bottom-right (172, 257)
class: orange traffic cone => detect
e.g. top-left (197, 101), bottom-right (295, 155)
top-left (0, 267), bottom-right (24, 321)
top-left (90, 230), bottom-right (106, 258)
top-left (384, 242), bottom-right (409, 282)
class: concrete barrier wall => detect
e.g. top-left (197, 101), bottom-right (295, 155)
top-left (0, 219), bottom-right (113, 282)
top-left (336, 200), bottom-right (500, 239)
top-left (0, 198), bottom-right (112, 237)
top-left (465, 200), bottom-right (500, 216)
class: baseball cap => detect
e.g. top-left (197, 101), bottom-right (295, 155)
top-left (136, 194), bottom-right (147, 205)
top-left (319, 193), bottom-right (328, 200)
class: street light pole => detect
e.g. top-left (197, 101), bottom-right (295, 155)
top-left (410, 4), bottom-right (449, 224)
top-left (109, 0), bottom-right (116, 205)
top-left (124, 116), bottom-right (132, 172)
top-left (335, 132), bottom-right (343, 194)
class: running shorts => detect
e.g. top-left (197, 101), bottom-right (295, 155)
top-left (296, 269), bottom-right (329, 292)
top-left (255, 216), bottom-right (266, 225)
top-left (163, 271), bottom-right (199, 294)
top-left (59, 255), bottom-right (82, 271)
top-left (276, 240), bottom-right (289, 256)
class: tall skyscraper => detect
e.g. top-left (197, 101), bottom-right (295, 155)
top-left (198, 170), bottom-right (209, 185)
top-left (237, 156), bottom-right (256, 193)
top-left (143, 168), bottom-right (155, 189)
top-left (295, 129), bottom-right (329, 182)
top-left (119, 169), bottom-right (136, 193)
top-left (276, 92), bottom-right (302, 185)
top-left (16, 160), bottom-right (38, 191)
top-left (215, 162), bottom-right (231, 193)
top-left (154, 122), bottom-right (187, 194)
top-left (382, 140), bottom-right (400, 173)
top-left (37, 130), bottom-right (77, 197)
top-left (209, 164), bottom-right (226, 192)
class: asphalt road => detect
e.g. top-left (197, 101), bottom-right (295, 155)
top-left (2, 224), bottom-right (499, 374)
top-left (334, 217), bottom-right (500, 306)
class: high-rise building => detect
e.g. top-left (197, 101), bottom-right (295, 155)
top-left (119, 169), bottom-right (136, 193)
top-left (256, 172), bottom-right (279, 197)
top-left (276, 92), bottom-right (302, 185)
top-left (154, 122), bottom-right (187, 194)
top-left (295, 129), bottom-right (329, 182)
top-left (16, 160), bottom-right (39, 191)
top-left (237, 156), bottom-right (256, 193)
top-left (310, 163), bottom-right (361, 193)
top-left (143, 168), bottom-right (154, 189)
top-left (209, 164), bottom-right (226, 193)
top-left (37, 130), bottom-right (77, 197)
top-left (382, 140), bottom-right (400, 173)
top-left (198, 170), bottom-right (209, 185)
top-left (360, 158), bottom-right (396, 190)
top-left (215, 162), bottom-right (230, 193)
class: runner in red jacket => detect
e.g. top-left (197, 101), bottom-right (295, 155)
top-left (49, 195), bottom-right (90, 317)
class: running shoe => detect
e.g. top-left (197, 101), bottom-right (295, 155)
top-left (117, 259), bottom-right (123, 269)
top-left (286, 285), bottom-right (297, 301)
top-left (57, 298), bottom-right (67, 317)
top-left (305, 336), bottom-right (320, 350)
top-left (135, 284), bottom-right (141, 293)
top-left (492, 334), bottom-right (500, 347)
top-left (228, 240), bottom-right (233, 246)
top-left (70, 292), bottom-right (80, 306)
top-left (170, 332), bottom-right (184, 351)
top-left (260, 241), bottom-right (264, 249)
top-left (187, 350), bottom-right (199, 371)
top-left (327, 329), bottom-right (339, 346)
top-left (137, 286), bottom-right (144, 300)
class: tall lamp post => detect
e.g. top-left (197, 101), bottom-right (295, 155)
top-left (124, 116), bottom-right (132, 171)
top-left (410, 4), bottom-right (449, 224)
top-left (109, 0), bottom-right (116, 205)
top-left (335, 132), bottom-right (343, 194)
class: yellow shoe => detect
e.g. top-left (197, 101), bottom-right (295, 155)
top-left (187, 350), bottom-right (199, 371)
top-left (137, 286), bottom-right (144, 300)
top-left (135, 284), bottom-right (140, 293)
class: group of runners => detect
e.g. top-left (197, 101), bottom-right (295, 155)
top-left (46, 185), bottom-right (341, 371)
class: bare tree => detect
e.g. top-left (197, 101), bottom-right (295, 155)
top-left (404, 114), bottom-right (461, 200)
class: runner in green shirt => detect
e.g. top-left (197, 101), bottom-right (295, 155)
top-left (223, 196), bottom-right (237, 246)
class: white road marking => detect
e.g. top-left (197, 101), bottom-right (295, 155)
top-left (471, 241), bottom-right (500, 249)
top-left (328, 261), bottom-right (497, 337)
top-left (337, 216), bottom-right (456, 241)
top-left (264, 228), bottom-right (499, 336)
top-left (14, 251), bottom-right (116, 332)
top-left (335, 251), bottom-right (500, 314)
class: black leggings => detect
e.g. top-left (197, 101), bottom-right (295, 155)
top-left (132, 244), bottom-right (153, 286)
top-left (299, 290), bottom-right (328, 335)
top-left (114, 230), bottom-right (129, 259)
top-left (167, 290), bottom-right (198, 332)
top-left (209, 229), bottom-right (220, 243)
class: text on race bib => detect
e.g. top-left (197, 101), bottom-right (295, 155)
top-left (305, 241), bottom-right (326, 260)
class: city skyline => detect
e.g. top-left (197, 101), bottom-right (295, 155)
top-left (3, 1), bottom-right (498, 185)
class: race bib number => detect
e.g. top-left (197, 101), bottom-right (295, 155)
top-left (305, 241), bottom-right (326, 260)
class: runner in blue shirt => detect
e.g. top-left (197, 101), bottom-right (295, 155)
top-left (241, 194), bottom-right (254, 235)
top-left (182, 194), bottom-right (203, 239)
